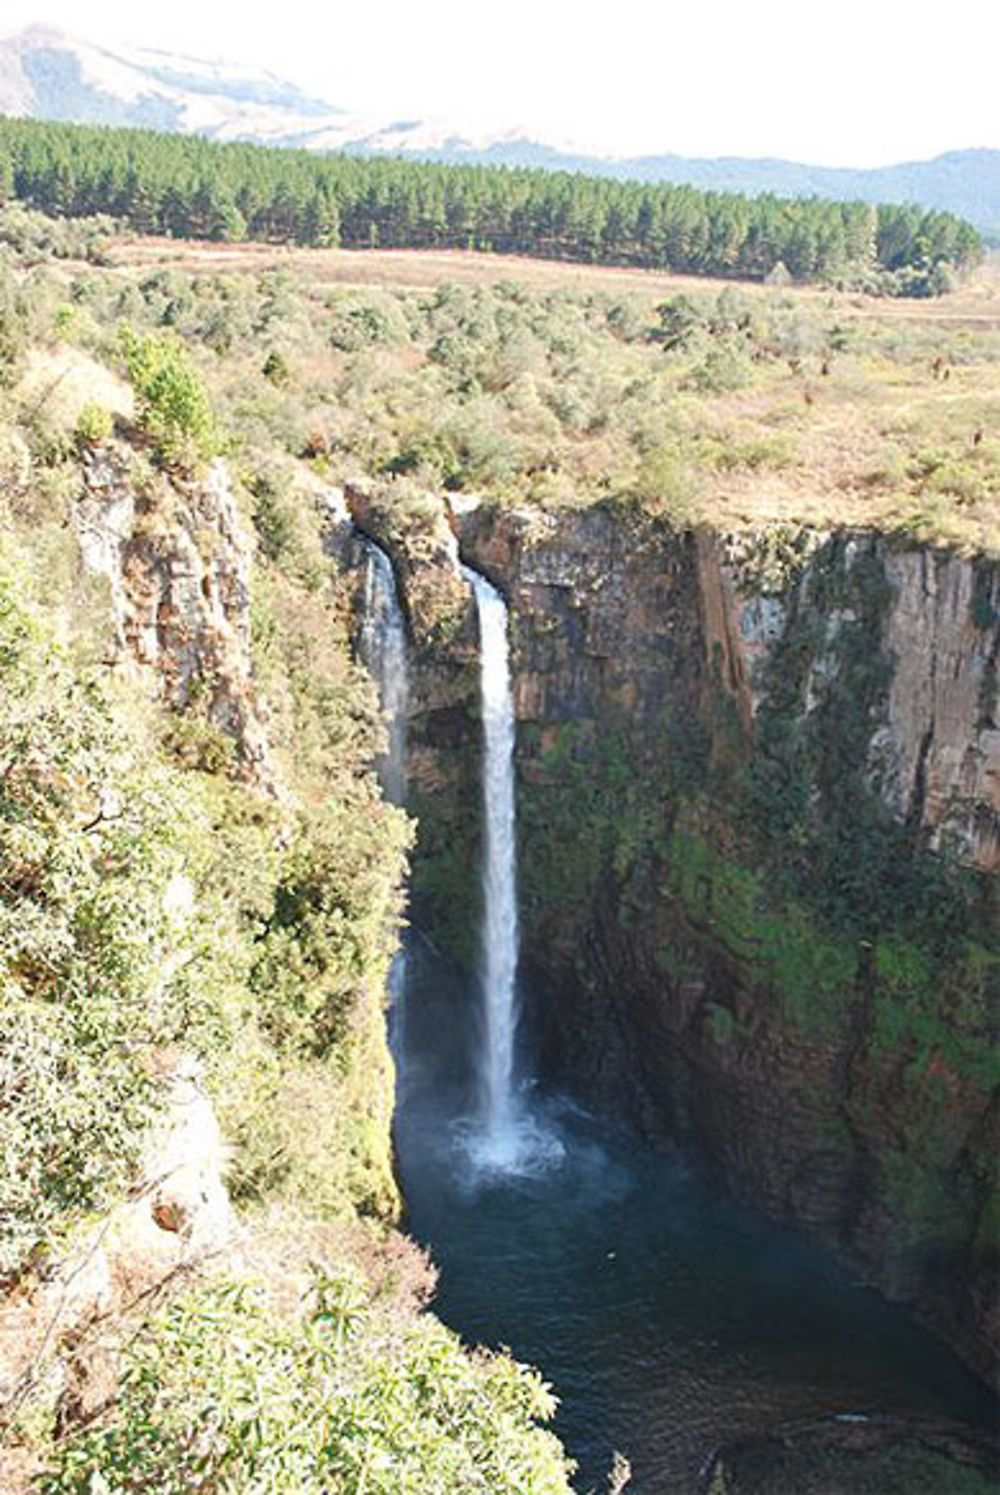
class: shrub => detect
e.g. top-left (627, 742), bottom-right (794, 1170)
top-left (261, 348), bottom-right (290, 386)
top-left (120, 327), bottom-right (216, 469)
top-left (250, 807), bottom-right (404, 1057)
top-left (328, 296), bottom-right (408, 353)
top-left (631, 443), bottom-right (698, 518)
top-left (682, 335), bottom-right (753, 393)
top-left (248, 466), bottom-right (297, 562)
top-left (40, 1273), bottom-right (575, 1495)
top-left (74, 401), bottom-right (113, 449)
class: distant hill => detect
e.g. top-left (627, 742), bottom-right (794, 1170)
top-left (0, 25), bottom-right (349, 140)
top-left (1, 25), bottom-right (997, 238)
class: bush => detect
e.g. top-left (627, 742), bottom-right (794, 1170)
top-left (261, 348), bottom-right (290, 386)
top-left (40, 1272), bottom-right (575, 1495)
top-left (631, 443), bottom-right (698, 518)
top-left (683, 335), bottom-right (753, 393)
top-left (250, 808), bottom-right (404, 1057)
top-left (121, 327), bottom-right (216, 468)
top-left (74, 401), bottom-right (113, 449)
top-left (248, 467), bottom-right (297, 562)
top-left (328, 295), bottom-right (408, 353)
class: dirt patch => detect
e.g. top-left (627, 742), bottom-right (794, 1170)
top-left (18, 346), bottom-right (133, 430)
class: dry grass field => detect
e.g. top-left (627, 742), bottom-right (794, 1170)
top-left (110, 237), bottom-right (1000, 328)
top-left (49, 237), bottom-right (1000, 553)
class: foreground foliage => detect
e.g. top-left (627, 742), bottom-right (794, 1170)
top-left (40, 1271), bottom-right (574, 1494)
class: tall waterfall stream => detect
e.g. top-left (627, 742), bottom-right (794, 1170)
top-left (362, 550), bottom-right (995, 1492)
top-left (460, 566), bottom-right (562, 1173)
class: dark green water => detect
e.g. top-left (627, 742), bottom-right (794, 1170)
top-left (394, 947), bottom-right (996, 1493)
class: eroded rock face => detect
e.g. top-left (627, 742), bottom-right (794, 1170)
top-left (877, 549), bottom-right (1000, 871)
top-left (75, 445), bottom-right (272, 786)
top-left (440, 504), bottom-right (1000, 1386)
top-left (703, 531), bottom-right (1000, 873)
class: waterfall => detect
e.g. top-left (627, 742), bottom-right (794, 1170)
top-left (361, 542), bottom-right (408, 809)
top-left (360, 539), bottom-right (409, 1037)
top-left (462, 567), bottom-right (562, 1176)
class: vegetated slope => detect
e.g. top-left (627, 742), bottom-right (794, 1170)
top-left (1, 27), bottom-right (997, 239)
top-left (0, 215), bottom-right (574, 1493)
top-left (5, 201), bottom-right (993, 551)
top-left (0, 114), bottom-right (982, 292)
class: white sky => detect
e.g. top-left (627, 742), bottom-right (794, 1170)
top-left (1, 0), bottom-right (998, 167)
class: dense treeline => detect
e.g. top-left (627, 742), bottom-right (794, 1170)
top-left (0, 115), bottom-right (982, 289)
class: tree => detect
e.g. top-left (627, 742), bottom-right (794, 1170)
top-left (120, 327), bottom-right (216, 468)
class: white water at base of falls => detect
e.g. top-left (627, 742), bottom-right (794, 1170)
top-left (462, 566), bottom-right (563, 1177)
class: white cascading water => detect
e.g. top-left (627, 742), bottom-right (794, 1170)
top-left (464, 567), bottom-right (521, 1154)
top-left (463, 566), bottom-right (565, 1176)
top-left (360, 541), bottom-right (409, 1045)
top-left (361, 542), bottom-right (408, 809)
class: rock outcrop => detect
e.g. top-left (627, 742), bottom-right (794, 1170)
top-left (75, 443), bottom-right (273, 786)
top-left (344, 481), bottom-right (485, 962)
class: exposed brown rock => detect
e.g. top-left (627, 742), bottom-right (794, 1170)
top-left (75, 445), bottom-right (274, 789)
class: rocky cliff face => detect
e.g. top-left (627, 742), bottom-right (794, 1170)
top-left (75, 443), bottom-right (273, 786)
top-left (699, 530), bottom-right (1000, 872)
top-left (382, 498), bottom-right (998, 1385)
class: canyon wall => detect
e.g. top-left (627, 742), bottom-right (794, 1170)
top-left (384, 497), bottom-right (999, 1385)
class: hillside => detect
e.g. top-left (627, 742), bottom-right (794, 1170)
top-left (0, 25), bottom-right (997, 237)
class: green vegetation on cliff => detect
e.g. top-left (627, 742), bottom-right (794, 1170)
top-left (41, 1271), bottom-right (569, 1495)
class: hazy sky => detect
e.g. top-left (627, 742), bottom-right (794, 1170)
top-left (1, 0), bottom-right (998, 166)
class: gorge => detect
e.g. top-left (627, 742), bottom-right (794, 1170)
top-left (350, 487), bottom-right (1000, 1489)
top-left (2, 210), bottom-right (998, 1492)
